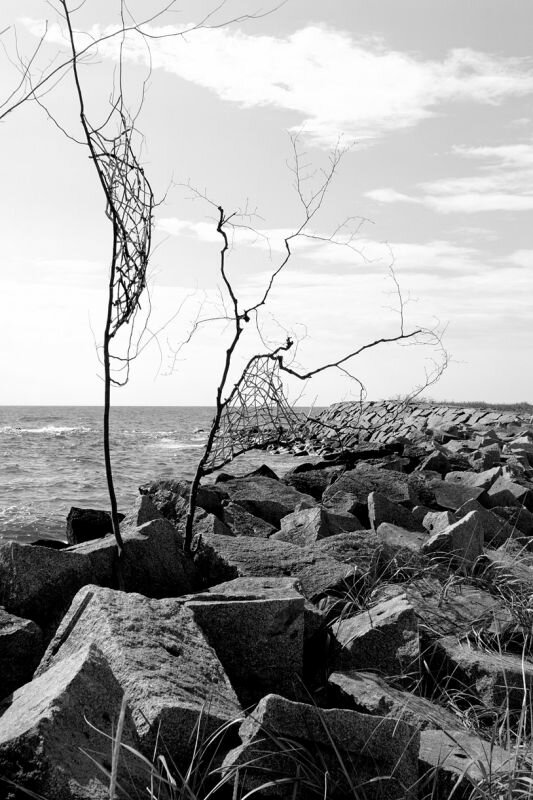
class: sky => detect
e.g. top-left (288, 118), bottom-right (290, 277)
top-left (0, 0), bottom-right (532, 406)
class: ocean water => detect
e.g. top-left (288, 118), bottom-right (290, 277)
top-left (0, 406), bottom-right (308, 544)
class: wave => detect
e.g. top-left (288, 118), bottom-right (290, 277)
top-left (0, 425), bottom-right (92, 435)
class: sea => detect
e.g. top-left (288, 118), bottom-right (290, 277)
top-left (0, 406), bottom-right (311, 545)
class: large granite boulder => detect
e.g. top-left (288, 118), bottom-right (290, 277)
top-left (217, 476), bottom-right (316, 527)
top-left (0, 609), bottom-right (44, 700)
top-left (0, 643), bottom-right (144, 800)
top-left (35, 585), bottom-right (241, 769)
top-left (282, 464), bottom-right (344, 500)
top-left (193, 533), bottom-right (359, 602)
top-left (222, 693), bottom-right (419, 799)
top-left (66, 507), bottom-right (125, 545)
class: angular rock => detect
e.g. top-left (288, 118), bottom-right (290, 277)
top-left (331, 594), bottom-right (419, 678)
top-left (193, 533), bottom-right (359, 602)
top-left (221, 502), bottom-right (276, 538)
top-left (372, 577), bottom-right (511, 639)
top-left (186, 585), bottom-right (304, 706)
top-left (468, 442), bottom-right (501, 470)
top-left (192, 509), bottom-right (233, 537)
top-left (492, 505), bottom-right (533, 536)
top-left (485, 476), bottom-right (533, 510)
top-left (0, 541), bottom-right (89, 633)
top-left (282, 464), bottom-right (343, 500)
top-left (66, 518), bottom-right (197, 599)
top-left (324, 466), bottom-right (410, 520)
top-left (420, 510), bottom-right (484, 568)
top-left (376, 523), bottom-right (429, 572)
top-left (328, 670), bottom-right (462, 730)
top-left (35, 585), bottom-right (241, 768)
top-left (430, 479), bottom-right (485, 511)
top-left (0, 643), bottom-right (144, 800)
top-left (218, 476), bottom-right (316, 527)
top-left (0, 609), bottom-right (44, 700)
top-left (308, 530), bottom-right (382, 574)
top-left (417, 449), bottom-right (450, 476)
top-left (223, 693), bottom-right (419, 800)
top-left (66, 506), bottom-right (125, 545)
top-left (432, 635), bottom-right (533, 710)
top-left (454, 499), bottom-right (517, 547)
top-left (445, 466), bottom-right (502, 491)
top-left (322, 489), bottom-right (361, 516)
top-left (420, 729), bottom-right (513, 797)
top-left (273, 505), bottom-right (362, 547)
top-left (139, 477), bottom-right (227, 523)
top-left (369, 491), bottom-right (425, 532)
top-left (121, 493), bottom-right (164, 528)
top-left (422, 510), bottom-right (455, 534)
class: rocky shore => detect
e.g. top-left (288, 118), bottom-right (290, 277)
top-left (1, 401), bottom-right (533, 799)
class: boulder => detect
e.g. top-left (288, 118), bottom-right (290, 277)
top-left (272, 505), bottom-right (362, 547)
top-left (422, 510), bottom-right (455, 534)
top-left (368, 491), bottom-right (425, 532)
top-left (417, 449), bottom-right (450, 476)
top-left (66, 507), bottom-right (125, 545)
top-left (282, 464), bottom-right (343, 500)
top-left (419, 729), bottom-right (513, 797)
top-left (420, 510), bottom-right (484, 568)
top-left (328, 670), bottom-right (462, 730)
top-left (431, 635), bottom-right (533, 710)
top-left (372, 577), bottom-right (511, 639)
top-left (121, 493), bottom-right (164, 528)
top-left (0, 541), bottom-right (89, 634)
top-left (331, 594), bottom-right (419, 679)
top-left (217, 476), bottom-right (316, 527)
top-left (223, 693), bottom-right (419, 800)
top-left (485, 476), bottom-right (533, 510)
top-left (307, 530), bottom-right (382, 574)
top-left (139, 477), bottom-right (227, 522)
top-left (430, 479), bottom-right (485, 511)
top-left (454, 499), bottom-right (517, 547)
top-left (492, 505), bottom-right (533, 536)
top-left (0, 609), bottom-right (44, 700)
top-left (376, 523), bottom-right (429, 572)
top-left (0, 643), bottom-right (144, 800)
top-left (35, 585), bottom-right (241, 769)
top-left (66, 518), bottom-right (197, 598)
top-left (445, 466), bottom-right (502, 491)
top-left (322, 490), bottom-right (362, 516)
top-left (221, 502), bottom-right (276, 538)
top-left (185, 582), bottom-right (304, 706)
top-left (323, 466), bottom-right (410, 522)
top-left (193, 533), bottom-right (359, 602)
top-left (468, 442), bottom-right (501, 470)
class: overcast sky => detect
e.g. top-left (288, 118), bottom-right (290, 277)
top-left (1, 0), bottom-right (532, 406)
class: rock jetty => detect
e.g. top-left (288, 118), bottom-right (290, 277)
top-left (1, 402), bottom-right (533, 799)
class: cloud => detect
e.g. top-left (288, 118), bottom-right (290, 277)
top-left (366, 140), bottom-right (533, 213)
top-left (507, 249), bottom-right (533, 268)
top-left (22, 18), bottom-right (533, 147)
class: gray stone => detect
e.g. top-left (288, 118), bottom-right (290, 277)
top-left (273, 505), bottom-right (362, 547)
top-left (221, 502), bottom-right (276, 538)
top-left (485, 476), bottom-right (533, 510)
top-left (186, 589), bottom-right (304, 706)
top-left (223, 693), bottom-right (419, 799)
top-left (372, 577), bottom-right (511, 639)
top-left (0, 608), bottom-right (44, 700)
top-left (376, 523), bottom-right (429, 572)
top-left (282, 465), bottom-right (343, 500)
top-left (139, 477), bottom-right (227, 522)
top-left (492, 505), bottom-right (533, 536)
top-left (417, 449), bottom-right (450, 476)
top-left (219, 476), bottom-right (316, 526)
top-left (0, 541), bottom-right (89, 633)
top-left (35, 585), bottom-right (241, 768)
top-left (307, 531), bottom-right (382, 574)
top-left (468, 443), bottom-right (501, 470)
top-left (369, 491), bottom-right (425, 532)
top-left (322, 490), bottom-right (361, 516)
top-left (420, 510), bottom-right (484, 568)
top-left (66, 517), bottom-right (197, 599)
top-left (0, 643), bottom-right (144, 800)
top-left (191, 509), bottom-right (233, 537)
top-left (432, 635), bottom-right (533, 710)
top-left (328, 670), bottom-right (462, 730)
top-left (430, 479), bottom-right (486, 510)
top-left (331, 594), bottom-right (419, 678)
top-left (121, 493), bottom-right (164, 528)
top-left (422, 510), bottom-right (455, 534)
top-left (324, 466), bottom-right (410, 517)
top-left (455, 499), bottom-right (517, 547)
top-left (445, 466), bottom-right (502, 491)
top-left (193, 533), bottom-right (359, 602)
top-left (66, 506), bottom-right (125, 545)
top-left (420, 729), bottom-right (513, 796)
